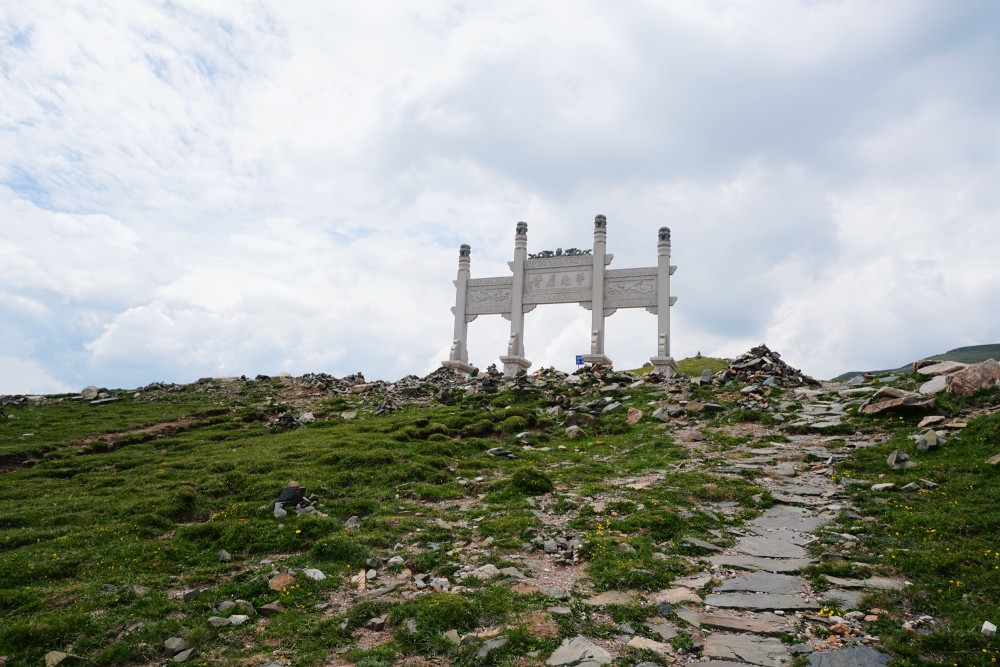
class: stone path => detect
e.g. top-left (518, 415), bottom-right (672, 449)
top-left (535, 395), bottom-right (899, 666)
top-left (657, 425), bottom-right (897, 667)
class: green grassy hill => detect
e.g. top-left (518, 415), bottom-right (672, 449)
top-left (2, 370), bottom-right (999, 666)
top-left (832, 343), bottom-right (1000, 381)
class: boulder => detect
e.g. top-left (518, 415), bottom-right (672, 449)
top-left (916, 361), bottom-right (968, 376)
top-left (860, 387), bottom-right (935, 414)
top-left (946, 359), bottom-right (1000, 397)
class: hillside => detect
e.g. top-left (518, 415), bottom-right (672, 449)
top-left (2, 359), bottom-right (999, 666)
top-left (832, 343), bottom-right (1000, 381)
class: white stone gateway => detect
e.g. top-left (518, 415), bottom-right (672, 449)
top-left (442, 215), bottom-right (677, 377)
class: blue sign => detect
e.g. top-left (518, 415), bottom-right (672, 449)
top-left (575, 355), bottom-right (584, 366)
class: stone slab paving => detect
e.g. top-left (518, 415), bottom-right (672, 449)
top-left (748, 505), bottom-right (832, 532)
top-left (734, 536), bottom-right (810, 559)
top-left (714, 571), bottom-right (810, 594)
top-left (746, 526), bottom-right (817, 545)
top-left (704, 592), bottom-right (820, 611)
top-left (807, 644), bottom-right (891, 666)
top-left (674, 605), bottom-right (701, 627)
top-left (700, 610), bottom-right (792, 635)
top-left (823, 588), bottom-right (863, 609)
top-left (707, 554), bottom-right (816, 573)
top-left (703, 634), bottom-right (792, 666)
top-left (776, 483), bottom-right (830, 496)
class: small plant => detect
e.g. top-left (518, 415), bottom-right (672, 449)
top-left (509, 467), bottom-right (554, 495)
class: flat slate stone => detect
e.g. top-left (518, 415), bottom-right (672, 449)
top-left (674, 605), bottom-right (701, 627)
top-left (808, 644), bottom-right (890, 667)
top-left (546, 636), bottom-right (614, 666)
top-left (715, 572), bottom-right (809, 595)
top-left (701, 610), bottom-right (790, 635)
top-left (581, 590), bottom-right (634, 606)
top-left (824, 588), bottom-right (863, 609)
top-left (625, 636), bottom-right (671, 657)
top-left (749, 506), bottom-right (831, 532)
top-left (735, 536), bottom-right (810, 559)
top-left (708, 554), bottom-right (816, 573)
top-left (652, 587), bottom-right (702, 604)
top-left (747, 527), bottom-right (816, 546)
top-left (777, 484), bottom-right (830, 496)
top-left (703, 633), bottom-right (791, 666)
top-left (772, 492), bottom-right (824, 505)
top-left (704, 592), bottom-right (819, 611)
top-left (648, 620), bottom-right (678, 640)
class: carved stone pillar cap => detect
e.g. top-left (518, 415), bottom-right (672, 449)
top-left (594, 214), bottom-right (607, 228)
top-left (658, 227), bottom-right (671, 242)
top-left (515, 221), bottom-right (528, 236)
top-left (459, 244), bottom-right (471, 257)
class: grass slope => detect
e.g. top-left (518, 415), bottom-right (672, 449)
top-left (833, 343), bottom-right (1000, 381)
top-left (2, 370), bottom-right (999, 666)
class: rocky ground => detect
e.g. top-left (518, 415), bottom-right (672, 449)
top-left (6, 351), bottom-right (1000, 667)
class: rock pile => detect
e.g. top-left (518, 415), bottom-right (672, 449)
top-left (713, 345), bottom-right (819, 388)
top-left (268, 482), bottom-right (325, 519)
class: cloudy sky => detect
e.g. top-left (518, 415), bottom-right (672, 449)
top-left (2, 1), bottom-right (999, 393)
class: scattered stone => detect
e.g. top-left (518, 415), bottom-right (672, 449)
top-left (871, 483), bottom-right (895, 491)
top-left (44, 652), bottom-right (85, 667)
top-left (626, 636), bottom-right (672, 657)
top-left (268, 573), bottom-right (295, 591)
top-left (983, 620), bottom-right (997, 636)
top-left (345, 515), bottom-right (361, 531)
top-left (478, 635), bottom-right (509, 659)
top-left (546, 636), bottom-right (613, 666)
top-left (918, 415), bottom-right (946, 428)
top-left (365, 615), bottom-right (387, 631)
top-left (303, 568), bottom-right (326, 581)
top-left (916, 361), bottom-right (969, 376)
top-left (653, 587), bottom-right (701, 604)
top-left (217, 549), bottom-right (231, 562)
top-left (207, 616), bottom-right (229, 627)
top-left (886, 449), bottom-right (915, 470)
top-left (565, 425), bottom-right (586, 438)
top-left (582, 590), bottom-right (634, 606)
top-left (164, 637), bottom-right (188, 656)
top-left (172, 649), bottom-right (197, 663)
top-left (258, 601), bottom-right (284, 616)
top-left (80, 386), bottom-right (99, 400)
top-left (626, 407), bottom-right (643, 424)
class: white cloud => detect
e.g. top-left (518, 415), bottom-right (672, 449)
top-left (0, 356), bottom-right (73, 395)
top-left (1, 1), bottom-right (999, 389)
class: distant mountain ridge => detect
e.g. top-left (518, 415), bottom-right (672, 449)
top-left (832, 343), bottom-right (1000, 381)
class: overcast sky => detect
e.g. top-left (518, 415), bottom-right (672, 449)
top-left (2, 1), bottom-right (999, 394)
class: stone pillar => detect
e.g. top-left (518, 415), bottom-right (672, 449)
top-left (582, 214), bottom-right (613, 367)
top-left (441, 244), bottom-right (475, 373)
top-left (650, 227), bottom-right (678, 377)
top-left (500, 222), bottom-right (531, 376)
